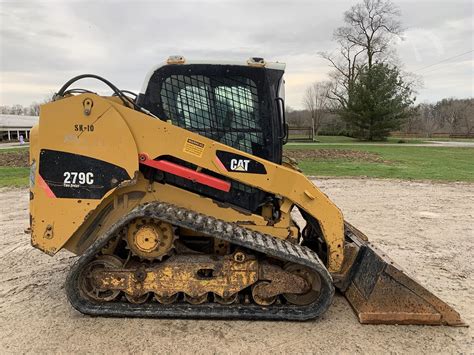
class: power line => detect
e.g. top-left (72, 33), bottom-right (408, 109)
top-left (414, 50), bottom-right (473, 72)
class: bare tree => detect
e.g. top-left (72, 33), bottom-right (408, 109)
top-left (28, 102), bottom-right (41, 116)
top-left (460, 100), bottom-right (474, 135)
top-left (303, 81), bottom-right (332, 137)
top-left (418, 103), bottom-right (440, 137)
top-left (0, 94), bottom-right (52, 116)
top-left (320, 39), bottom-right (365, 110)
top-left (436, 98), bottom-right (474, 135)
top-left (320, 0), bottom-right (404, 110)
top-left (337, 0), bottom-right (403, 68)
top-left (402, 98), bottom-right (473, 137)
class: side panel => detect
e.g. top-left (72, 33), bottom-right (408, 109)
top-left (110, 99), bottom-right (346, 273)
top-left (30, 95), bottom-right (138, 254)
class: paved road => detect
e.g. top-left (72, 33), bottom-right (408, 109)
top-left (0, 142), bottom-right (29, 150)
top-left (428, 140), bottom-right (474, 147)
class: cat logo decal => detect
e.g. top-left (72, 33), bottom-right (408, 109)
top-left (216, 150), bottom-right (267, 174)
top-left (230, 159), bottom-right (251, 172)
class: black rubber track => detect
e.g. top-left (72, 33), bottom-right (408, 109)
top-left (66, 201), bottom-right (334, 321)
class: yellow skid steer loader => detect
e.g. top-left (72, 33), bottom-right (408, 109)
top-left (28, 56), bottom-right (464, 325)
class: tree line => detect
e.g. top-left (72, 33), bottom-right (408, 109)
top-left (0, 102), bottom-right (41, 116)
top-left (287, 97), bottom-right (474, 137)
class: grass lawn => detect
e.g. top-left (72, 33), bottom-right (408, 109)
top-left (286, 144), bottom-right (474, 182)
top-left (0, 147), bottom-right (29, 187)
top-left (0, 167), bottom-right (29, 187)
top-left (0, 147), bottom-right (29, 152)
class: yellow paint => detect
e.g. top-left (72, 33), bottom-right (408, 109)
top-left (96, 255), bottom-right (258, 298)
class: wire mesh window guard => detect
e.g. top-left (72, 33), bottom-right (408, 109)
top-left (160, 75), bottom-right (264, 155)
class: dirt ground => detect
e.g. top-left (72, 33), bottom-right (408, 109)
top-left (0, 179), bottom-right (472, 354)
top-left (285, 149), bottom-right (389, 163)
top-left (0, 149), bottom-right (29, 168)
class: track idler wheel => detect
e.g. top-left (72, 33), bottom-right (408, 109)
top-left (283, 264), bottom-right (322, 306)
top-left (251, 281), bottom-right (277, 306)
top-left (79, 255), bottom-right (123, 302)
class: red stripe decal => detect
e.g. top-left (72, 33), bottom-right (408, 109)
top-left (139, 154), bottom-right (231, 193)
top-left (37, 174), bottom-right (56, 198)
top-left (214, 156), bottom-right (227, 172)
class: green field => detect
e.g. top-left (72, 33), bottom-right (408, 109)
top-left (0, 167), bottom-right (29, 187)
top-left (0, 147), bottom-right (29, 187)
top-left (286, 145), bottom-right (474, 182)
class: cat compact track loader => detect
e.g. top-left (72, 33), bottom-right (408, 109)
top-left (29, 56), bottom-right (464, 325)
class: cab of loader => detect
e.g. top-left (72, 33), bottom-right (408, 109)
top-left (136, 56), bottom-right (288, 164)
top-left (135, 56), bottom-right (289, 213)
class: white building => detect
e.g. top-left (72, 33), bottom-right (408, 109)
top-left (0, 114), bottom-right (39, 141)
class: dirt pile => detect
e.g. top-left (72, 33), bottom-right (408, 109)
top-left (285, 148), bottom-right (389, 163)
top-left (0, 150), bottom-right (29, 167)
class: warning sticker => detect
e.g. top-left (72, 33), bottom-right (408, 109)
top-left (183, 138), bottom-right (205, 158)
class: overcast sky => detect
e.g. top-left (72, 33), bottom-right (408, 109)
top-left (0, 0), bottom-right (472, 109)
